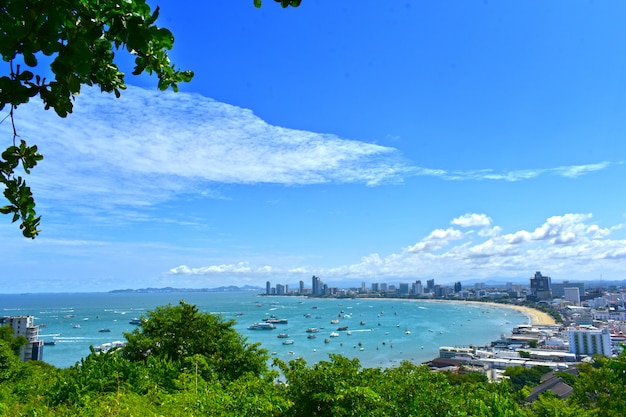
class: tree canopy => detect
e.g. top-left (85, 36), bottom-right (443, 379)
top-left (122, 301), bottom-right (270, 383)
top-left (0, 0), bottom-right (193, 237)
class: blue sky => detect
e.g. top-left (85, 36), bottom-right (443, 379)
top-left (2, 1), bottom-right (626, 293)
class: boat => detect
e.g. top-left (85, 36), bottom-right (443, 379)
top-left (277, 333), bottom-right (290, 338)
top-left (73, 324), bottom-right (81, 329)
top-left (360, 321), bottom-right (366, 325)
top-left (330, 318), bottom-right (339, 324)
top-left (337, 326), bottom-right (348, 331)
top-left (329, 332), bottom-right (339, 337)
top-left (405, 329), bottom-right (411, 335)
top-left (248, 322), bottom-right (275, 330)
top-left (282, 339), bottom-right (294, 345)
top-left (99, 328), bottom-right (111, 333)
top-left (263, 317), bottom-right (288, 324)
top-left (324, 338), bottom-right (331, 343)
top-left (43, 340), bottom-right (56, 346)
top-left (305, 328), bottom-right (319, 333)
top-left (129, 318), bottom-right (142, 325)
top-left (307, 334), bottom-right (316, 339)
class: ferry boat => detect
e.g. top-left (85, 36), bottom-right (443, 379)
top-left (277, 333), bottom-right (290, 338)
top-left (305, 327), bottom-right (319, 333)
top-left (282, 339), bottom-right (294, 345)
top-left (248, 322), bottom-right (275, 330)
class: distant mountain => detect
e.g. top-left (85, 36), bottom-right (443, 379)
top-left (110, 285), bottom-right (263, 293)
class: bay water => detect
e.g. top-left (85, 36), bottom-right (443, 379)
top-left (0, 291), bottom-right (529, 369)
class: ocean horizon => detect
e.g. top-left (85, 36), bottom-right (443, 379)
top-left (0, 291), bottom-right (530, 369)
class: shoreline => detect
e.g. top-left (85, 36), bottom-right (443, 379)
top-left (362, 297), bottom-right (557, 326)
top-left (421, 299), bottom-right (557, 326)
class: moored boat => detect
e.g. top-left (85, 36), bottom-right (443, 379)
top-left (248, 322), bottom-right (276, 330)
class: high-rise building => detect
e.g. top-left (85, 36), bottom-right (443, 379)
top-left (371, 283), bottom-right (379, 292)
top-left (412, 280), bottom-right (423, 295)
top-left (276, 283), bottom-right (286, 295)
top-left (454, 281), bottom-right (462, 293)
top-left (0, 316), bottom-right (43, 361)
top-left (564, 287), bottom-right (581, 305)
top-left (266, 281), bottom-right (271, 295)
top-left (312, 275), bottom-right (324, 295)
top-left (398, 283), bottom-right (409, 295)
top-left (299, 280), bottom-right (304, 294)
top-left (530, 271), bottom-right (552, 301)
top-left (568, 327), bottom-right (612, 357)
top-left (426, 279), bottom-right (435, 293)
top-left (552, 281), bottom-right (585, 298)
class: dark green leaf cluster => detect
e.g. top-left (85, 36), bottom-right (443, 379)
top-left (254, 0), bottom-right (302, 8)
top-left (122, 301), bottom-right (270, 383)
top-left (0, 140), bottom-right (43, 237)
top-left (0, 0), bottom-right (193, 237)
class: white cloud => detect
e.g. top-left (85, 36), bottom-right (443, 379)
top-left (166, 213), bottom-right (626, 283)
top-left (2, 85), bottom-right (615, 226)
top-left (451, 213), bottom-right (492, 228)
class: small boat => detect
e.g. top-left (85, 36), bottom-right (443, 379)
top-left (360, 321), bottom-right (366, 325)
top-left (324, 338), bottom-right (331, 343)
top-left (329, 332), bottom-right (339, 337)
top-left (73, 324), bottom-right (81, 329)
top-left (129, 318), bottom-right (142, 325)
top-left (337, 326), bottom-right (348, 331)
top-left (43, 340), bottom-right (56, 346)
top-left (263, 317), bottom-right (288, 324)
top-left (330, 318), bottom-right (339, 324)
top-left (277, 333), bottom-right (290, 338)
top-left (282, 340), bottom-right (294, 345)
top-left (248, 322), bottom-right (275, 330)
top-left (306, 328), bottom-right (319, 333)
top-left (405, 329), bottom-right (411, 335)
top-left (307, 334), bottom-right (317, 339)
top-left (99, 328), bottom-right (111, 333)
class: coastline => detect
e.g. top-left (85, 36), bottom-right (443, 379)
top-left (424, 299), bottom-right (557, 326)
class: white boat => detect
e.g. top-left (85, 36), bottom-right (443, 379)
top-left (277, 333), bottom-right (289, 338)
top-left (330, 318), bottom-right (339, 324)
top-left (248, 322), bottom-right (275, 330)
top-left (405, 329), bottom-right (411, 335)
top-left (329, 332), bottom-right (339, 337)
top-left (282, 339), bottom-right (294, 345)
top-left (306, 327), bottom-right (319, 333)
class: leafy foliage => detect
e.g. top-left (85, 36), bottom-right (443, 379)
top-left (0, 0), bottom-right (192, 237)
top-left (2, 302), bottom-right (626, 415)
top-left (254, 0), bottom-right (302, 8)
top-left (122, 301), bottom-right (270, 383)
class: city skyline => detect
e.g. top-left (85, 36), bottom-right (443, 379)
top-left (2, 2), bottom-right (626, 293)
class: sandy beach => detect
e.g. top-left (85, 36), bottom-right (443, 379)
top-left (489, 303), bottom-right (557, 326)
top-left (426, 299), bottom-right (557, 326)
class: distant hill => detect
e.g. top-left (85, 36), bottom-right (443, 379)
top-left (110, 285), bottom-right (263, 293)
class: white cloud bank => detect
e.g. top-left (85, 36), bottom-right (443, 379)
top-left (2, 85), bottom-right (615, 219)
top-left (169, 213), bottom-right (626, 283)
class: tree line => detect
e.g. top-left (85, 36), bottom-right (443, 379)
top-left (1, 301), bottom-right (624, 416)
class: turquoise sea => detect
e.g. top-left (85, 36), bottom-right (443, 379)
top-left (0, 291), bottom-right (529, 369)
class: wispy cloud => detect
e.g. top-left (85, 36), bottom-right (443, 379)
top-left (2, 85), bottom-right (615, 223)
top-left (169, 213), bottom-right (626, 283)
